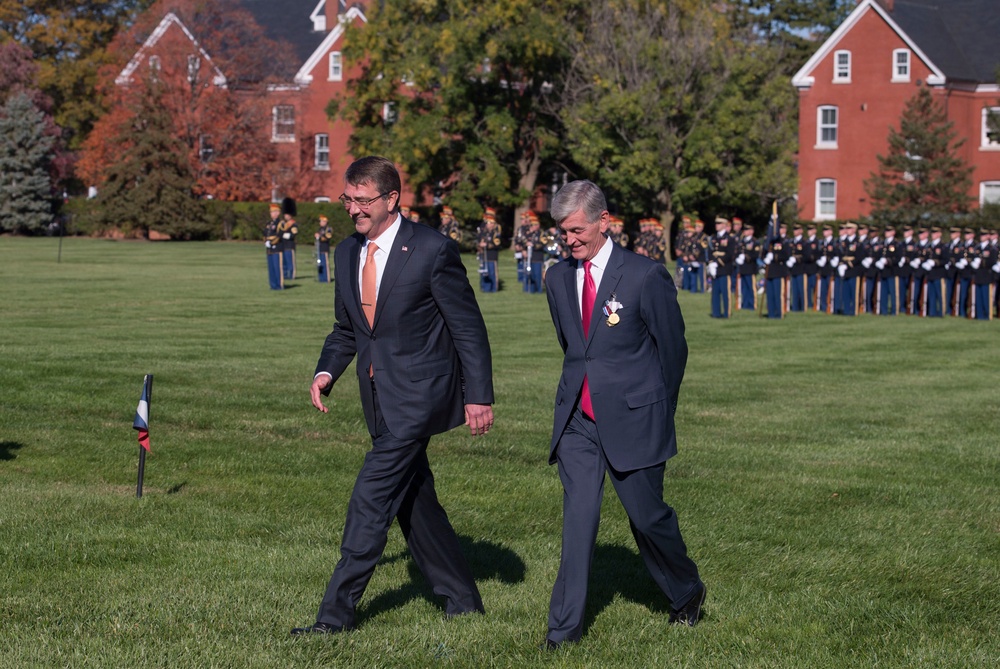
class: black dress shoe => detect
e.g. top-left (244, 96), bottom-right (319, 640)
top-left (539, 639), bottom-right (561, 651)
top-left (290, 621), bottom-right (345, 636)
top-left (669, 584), bottom-right (707, 626)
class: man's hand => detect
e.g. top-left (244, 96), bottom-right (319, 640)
top-left (310, 373), bottom-right (333, 413)
top-left (464, 403), bottom-right (494, 437)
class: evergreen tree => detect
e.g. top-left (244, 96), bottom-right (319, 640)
top-left (0, 93), bottom-right (55, 234)
top-left (91, 80), bottom-right (207, 239)
top-left (865, 87), bottom-right (974, 223)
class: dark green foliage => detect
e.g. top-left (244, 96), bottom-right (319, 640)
top-left (865, 87), bottom-right (974, 225)
top-left (0, 93), bottom-right (55, 234)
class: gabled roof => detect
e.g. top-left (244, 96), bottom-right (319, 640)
top-left (116, 12), bottom-right (228, 87)
top-left (889, 0), bottom-right (1000, 83)
top-left (792, 0), bottom-right (1000, 89)
top-left (238, 0), bottom-right (339, 66)
top-left (294, 5), bottom-right (367, 85)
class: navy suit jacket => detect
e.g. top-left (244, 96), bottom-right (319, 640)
top-left (546, 242), bottom-right (687, 472)
top-left (315, 219), bottom-right (493, 441)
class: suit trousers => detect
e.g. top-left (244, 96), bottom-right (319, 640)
top-left (316, 381), bottom-right (484, 628)
top-left (547, 408), bottom-right (701, 643)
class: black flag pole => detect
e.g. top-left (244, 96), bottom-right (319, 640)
top-left (134, 374), bottom-right (153, 498)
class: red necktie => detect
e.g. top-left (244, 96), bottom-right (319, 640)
top-left (362, 242), bottom-right (378, 375)
top-left (580, 260), bottom-right (595, 419)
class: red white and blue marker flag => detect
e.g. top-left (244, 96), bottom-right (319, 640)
top-left (133, 376), bottom-right (151, 451)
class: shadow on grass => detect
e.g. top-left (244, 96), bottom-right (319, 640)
top-left (581, 543), bottom-right (672, 633)
top-left (0, 441), bottom-right (25, 461)
top-left (359, 536), bottom-right (526, 622)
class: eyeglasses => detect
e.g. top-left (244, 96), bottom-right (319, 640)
top-left (339, 192), bottom-right (392, 209)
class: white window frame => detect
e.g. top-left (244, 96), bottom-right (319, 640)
top-left (980, 107), bottom-right (1000, 149)
top-left (816, 106), bottom-right (838, 149)
top-left (198, 134), bottom-right (213, 163)
top-left (272, 105), bottom-right (295, 142)
top-left (148, 55), bottom-right (161, 73)
top-left (314, 133), bottom-right (330, 170)
top-left (833, 50), bottom-right (851, 83)
top-left (328, 52), bottom-right (342, 81)
top-left (816, 179), bottom-right (837, 221)
top-left (382, 102), bottom-right (397, 125)
top-left (187, 55), bottom-right (200, 83)
top-left (981, 181), bottom-right (1000, 206)
top-left (892, 49), bottom-right (911, 82)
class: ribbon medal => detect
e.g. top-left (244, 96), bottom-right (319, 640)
top-left (603, 293), bottom-right (624, 326)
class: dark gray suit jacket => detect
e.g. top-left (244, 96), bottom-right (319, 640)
top-left (315, 219), bottom-right (493, 440)
top-left (546, 242), bottom-right (687, 472)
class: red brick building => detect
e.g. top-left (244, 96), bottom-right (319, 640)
top-left (116, 0), bottom-right (372, 204)
top-left (793, 0), bottom-right (1000, 222)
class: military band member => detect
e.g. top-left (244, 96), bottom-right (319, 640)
top-left (763, 221), bottom-right (790, 319)
top-left (279, 197), bottom-right (298, 281)
top-left (708, 217), bottom-right (735, 318)
top-left (264, 203), bottom-right (284, 290)
top-left (735, 223), bottom-right (759, 311)
top-left (674, 216), bottom-right (691, 286)
top-left (477, 207), bottom-right (502, 292)
top-left (816, 224), bottom-right (836, 313)
top-left (786, 223), bottom-right (806, 312)
top-left (877, 225), bottom-right (902, 315)
top-left (524, 213), bottom-right (546, 293)
top-left (400, 205), bottom-right (413, 222)
top-left (729, 217), bottom-right (744, 295)
top-left (689, 219), bottom-right (707, 293)
top-left (513, 211), bottom-right (531, 282)
top-left (648, 221), bottom-right (667, 265)
top-left (315, 214), bottom-right (333, 283)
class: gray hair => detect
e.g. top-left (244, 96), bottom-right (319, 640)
top-left (550, 180), bottom-right (607, 225)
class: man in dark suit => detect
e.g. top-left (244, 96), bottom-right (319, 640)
top-left (295, 157), bottom-right (495, 635)
top-left (541, 180), bottom-right (704, 649)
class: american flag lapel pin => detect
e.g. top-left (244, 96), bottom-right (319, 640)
top-left (401, 246), bottom-right (408, 252)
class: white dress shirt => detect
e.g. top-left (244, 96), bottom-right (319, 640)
top-left (575, 235), bottom-right (613, 319)
top-left (358, 213), bottom-right (402, 300)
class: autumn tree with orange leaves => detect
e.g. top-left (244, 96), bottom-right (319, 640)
top-left (78, 0), bottom-right (297, 204)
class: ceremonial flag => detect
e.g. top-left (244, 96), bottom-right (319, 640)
top-left (133, 375), bottom-right (151, 452)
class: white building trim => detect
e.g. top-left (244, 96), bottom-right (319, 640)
top-left (115, 12), bottom-right (227, 87)
top-left (295, 6), bottom-right (367, 86)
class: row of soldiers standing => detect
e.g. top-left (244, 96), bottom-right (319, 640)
top-left (701, 217), bottom-right (1000, 320)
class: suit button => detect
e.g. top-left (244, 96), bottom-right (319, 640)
top-left (370, 335), bottom-right (376, 340)
top-left (586, 356), bottom-right (592, 362)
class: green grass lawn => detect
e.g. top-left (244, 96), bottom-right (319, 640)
top-left (1, 237), bottom-right (998, 668)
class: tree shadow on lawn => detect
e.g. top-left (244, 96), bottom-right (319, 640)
top-left (358, 536), bottom-right (526, 622)
top-left (0, 441), bottom-right (25, 461)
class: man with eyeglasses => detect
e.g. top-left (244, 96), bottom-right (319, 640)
top-left (294, 156), bottom-right (495, 635)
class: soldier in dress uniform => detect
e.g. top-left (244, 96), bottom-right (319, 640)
top-left (648, 221), bottom-right (667, 265)
top-left (922, 226), bottom-right (948, 317)
top-left (954, 227), bottom-right (976, 317)
top-left (315, 214), bottom-right (333, 283)
top-left (876, 225), bottom-right (901, 315)
top-left (477, 207), bottom-right (502, 293)
top-left (608, 216), bottom-right (629, 249)
top-left (690, 219), bottom-right (707, 293)
top-left (279, 197), bottom-right (298, 281)
top-left (763, 221), bottom-right (790, 318)
top-left (729, 217), bottom-right (743, 296)
top-left (264, 203), bottom-right (284, 290)
top-left (786, 223), bottom-right (806, 312)
top-left (523, 212), bottom-right (546, 293)
top-left (853, 222), bottom-right (872, 314)
top-left (898, 224), bottom-right (917, 314)
top-left (735, 222), bottom-right (759, 311)
top-left (836, 221), bottom-right (861, 316)
top-left (945, 226), bottom-right (962, 315)
top-left (708, 217), bottom-right (735, 318)
top-left (674, 216), bottom-right (691, 287)
top-left (818, 224), bottom-right (838, 313)
top-left (907, 226), bottom-right (930, 316)
top-left (512, 210), bottom-right (531, 282)
top-left (971, 228), bottom-right (998, 320)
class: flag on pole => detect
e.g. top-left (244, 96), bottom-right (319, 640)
top-left (133, 376), bottom-right (151, 452)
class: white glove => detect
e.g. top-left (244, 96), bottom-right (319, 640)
top-left (265, 240), bottom-right (272, 249)
top-left (837, 264), bottom-right (846, 277)
top-left (736, 253), bottom-right (745, 265)
top-left (514, 251), bottom-right (523, 259)
top-left (817, 256), bottom-right (828, 268)
top-left (876, 258), bottom-right (886, 270)
top-left (282, 232), bottom-right (291, 240)
top-left (785, 257), bottom-right (796, 268)
top-left (690, 261), bottom-right (700, 268)
top-left (898, 257), bottom-right (906, 267)
top-left (992, 263), bottom-right (1000, 273)
top-left (862, 257), bottom-right (873, 268)
top-left (956, 258), bottom-right (968, 269)
top-left (707, 262), bottom-right (718, 277)
top-left (764, 253), bottom-right (773, 265)
top-left (831, 257), bottom-right (840, 267)
top-left (910, 258), bottom-right (921, 269)
top-left (972, 257), bottom-right (982, 270)
top-left (921, 260), bottom-right (934, 272)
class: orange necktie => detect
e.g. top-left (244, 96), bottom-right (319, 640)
top-left (362, 242), bottom-right (378, 376)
